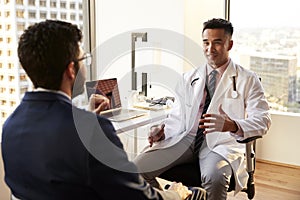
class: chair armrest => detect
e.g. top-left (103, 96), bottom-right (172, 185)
top-left (237, 136), bottom-right (262, 143)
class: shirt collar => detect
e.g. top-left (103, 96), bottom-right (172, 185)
top-left (206, 58), bottom-right (231, 76)
top-left (34, 87), bottom-right (71, 100)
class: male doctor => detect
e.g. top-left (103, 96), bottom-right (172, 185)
top-left (134, 18), bottom-right (271, 200)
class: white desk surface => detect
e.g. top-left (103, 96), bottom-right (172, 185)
top-left (112, 109), bottom-right (169, 134)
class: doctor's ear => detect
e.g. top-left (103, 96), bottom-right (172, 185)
top-left (228, 40), bottom-right (233, 51)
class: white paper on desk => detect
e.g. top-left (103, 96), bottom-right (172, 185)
top-left (133, 102), bottom-right (166, 111)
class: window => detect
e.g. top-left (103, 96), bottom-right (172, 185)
top-left (19, 74), bottom-right (27, 81)
top-left (8, 63), bottom-right (13, 69)
top-left (40, 12), bottom-right (47, 19)
top-left (50, 12), bottom-right (57, 19)
top-left (5, 11), bottom-right (10, 17)
top-left (6, 24), bottom-right (11, 31)
top-left (39, 0), bottom-right (46, 7)
top-left (70, 14), bottom-right (76, 20)
top-left (16, 10), bottom-right (24, 18)
top-left (9, 76), bottom-right (15, 82)
top-left (10, 101), bottom-right (16, 107)
top-left (61, 13), bottom-right (67, 20)
top-left (1, 112), bottom-right (7, 118)
top-left (17, 23), bottom-right (25, 31)
top-left (1, 100), bottom-right (7, 106)
top-left (28, 0), bottom-right (35, 6)
top-left (0, 0), bottom-right (87, 136)
top-left (70, 3), bottom-right (75, 9)
top-left (9, 88), bottom-right (15, 94)
top-left (29, 11), bottom-right (36, 18)
top-left (60, 1), bottom-right (66, 8)
top-left (6, 38), bottom-right (11, 43)
top-left (0, 88), bottom-right (6, 93)
top-left (50, 1), bottom-right (56, 8)
top-left (16, 0), bottom-right (23, 5)
top-left (230, 0), bottom-right (300, 113)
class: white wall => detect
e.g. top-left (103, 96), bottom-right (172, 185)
top-left (94, 0), bottom-right (226, 107)
top-left (257, 112), bottom-right (300, 166)
top-left (184, 0), bottom-right (225, 71)
top-left (95, 0), bottom-right (185, 103)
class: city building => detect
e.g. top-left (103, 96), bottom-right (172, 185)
top-left (296, 69), bottom-right (300, 103)
top-left (0, 0), bottom-right (83, 131)
top-left (238, 52), bottom-right (297, 111)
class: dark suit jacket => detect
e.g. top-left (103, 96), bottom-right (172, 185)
top-left (1, 92), bottom-right (179, 200)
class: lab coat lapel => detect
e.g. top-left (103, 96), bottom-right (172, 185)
top-left (208, 61), bottom-right (237, 112)
top-left (188, 67), bottom-right (206, 131)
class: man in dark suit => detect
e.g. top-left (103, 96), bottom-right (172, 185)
top-left (1, 20), bottom-right (191, 200)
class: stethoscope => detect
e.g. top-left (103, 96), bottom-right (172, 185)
top-left (191, 75), bottom-right (238, 98)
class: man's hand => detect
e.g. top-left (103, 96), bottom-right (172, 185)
top-left (148, 124), bottom-right (165, 147)
top-left (199, 104), bottom-right (239, 134)
top-left (88, 94), bottom-right (110, 115)
top-left (168, 182), bottom-right (192, 200)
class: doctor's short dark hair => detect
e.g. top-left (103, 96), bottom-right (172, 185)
top-left (18, 20), bottom-right (83, 90)
top-left (202, 18), bottom-right (233, 37)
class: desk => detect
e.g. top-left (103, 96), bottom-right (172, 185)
top-left (112, 109), bottom-right (169, 156)
top-left (112, 109), bottom-right (169, 134)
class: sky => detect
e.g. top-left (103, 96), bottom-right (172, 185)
top-left (230, 0), bottom-right (300, 28)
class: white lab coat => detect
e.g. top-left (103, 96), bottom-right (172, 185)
top-left (144, 60), bottom-right (271, 193)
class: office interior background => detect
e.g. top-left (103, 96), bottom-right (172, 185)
top-left (0, 0), bottom-right (300, 199)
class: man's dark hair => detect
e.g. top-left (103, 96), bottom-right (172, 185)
top-left (18, 20), bottom-right (83, 90)
top-left (202, 18), bottom-right (233, 36)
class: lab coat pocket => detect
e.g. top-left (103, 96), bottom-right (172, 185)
top-left (222, 98), bottom-right (245, 119)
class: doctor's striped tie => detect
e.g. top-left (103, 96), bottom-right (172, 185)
top-left (194, 69), bottom-right (217, 155)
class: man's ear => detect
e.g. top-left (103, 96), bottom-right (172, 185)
top-left (65, 62), bottom-right (76, 80)
top-left (228, 40), bottom-right (233, 51)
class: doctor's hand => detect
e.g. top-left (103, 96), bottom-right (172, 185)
top-left (88, 94), bottom-right (110, 115)
top-left (148, 124), bottom-right (165, 147)
top-left (199, 104), bottom-right (239, 135)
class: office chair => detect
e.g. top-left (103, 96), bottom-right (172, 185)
top-left (160, 136), bottom-right (262, 200)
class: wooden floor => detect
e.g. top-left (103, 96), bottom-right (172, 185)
top-left (1, 158), bottom-right (300, 200)
top-left (227, 160), bottom-right (300, 200)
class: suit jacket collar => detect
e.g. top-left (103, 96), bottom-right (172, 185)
top-left (23, 91), bottom-right (72, 105)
